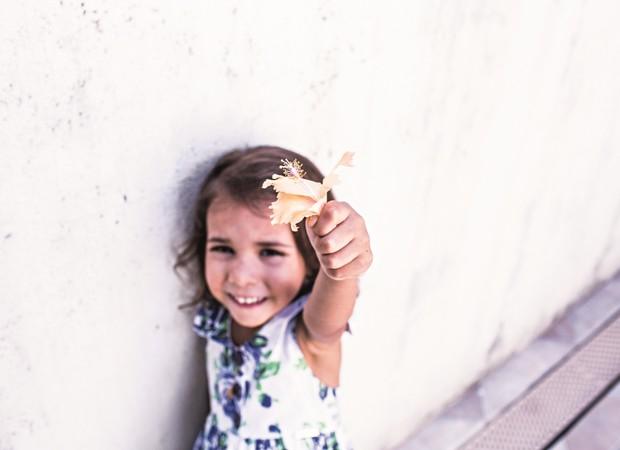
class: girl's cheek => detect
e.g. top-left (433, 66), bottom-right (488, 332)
top-left (204, 259), bottom-right (222, 284)
top-left (271, 267), bottom-right (295, 283)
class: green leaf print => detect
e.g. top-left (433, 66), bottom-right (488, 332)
top-left (327, 433), bottom-right (338, 446)
top-left (249, 335), bottom-right (268, 348)
top-left (218, 433), bottom-right (227, 448)
top-left (258, 361), bottom-right (280, 379)
top-left (295, 357), bottom-right (308, 370)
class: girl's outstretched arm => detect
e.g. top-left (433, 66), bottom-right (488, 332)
top-left (301, 200), bottom-right (373, 343)
top-left (296, 200), bottom-right (372, 386)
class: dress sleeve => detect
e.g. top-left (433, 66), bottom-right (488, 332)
top-left (192, 301), bottom-right (226, 339)
top-left (192, 304), bottom-right (211, 339)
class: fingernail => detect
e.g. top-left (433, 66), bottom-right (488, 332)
top-left (307, 216), bottom-right (317, 227)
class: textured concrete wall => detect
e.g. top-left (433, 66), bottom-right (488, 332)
top-left (2, 1), bottom-right (620, 449)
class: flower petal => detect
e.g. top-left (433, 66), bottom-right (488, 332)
top-left (262, 152), bottom-right (354, 232)
top-left (322, 151), bottom-right (355, 190)
top-left (268, 193), bottom-right (319, 231)
top-left (262, 176), bottom-right (323, 200)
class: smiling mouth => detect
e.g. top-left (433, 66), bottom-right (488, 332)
top-left (228, 293), bottom-right (268, 307)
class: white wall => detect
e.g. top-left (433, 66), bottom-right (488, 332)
top-left (2, 1), bottom-right (620, 449)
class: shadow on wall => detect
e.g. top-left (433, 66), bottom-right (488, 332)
top-left (172, 154), bottom-right (220, 277)
top-left (169, 151), bottom-right (223, 449)
top-left (171, 337), bottom-right (209, 450)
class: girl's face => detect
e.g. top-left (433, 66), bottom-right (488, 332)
top-left (205, 196), bottom-right (307, 342)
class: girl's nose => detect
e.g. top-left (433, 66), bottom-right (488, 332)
top-left (227, 258), bottom-right (259, 287)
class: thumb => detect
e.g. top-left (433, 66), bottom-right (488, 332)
top-left (305, 216), bottom-right (319, 249)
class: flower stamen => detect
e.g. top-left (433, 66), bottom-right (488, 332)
top-left (279, 158), bottom-right (306, 180)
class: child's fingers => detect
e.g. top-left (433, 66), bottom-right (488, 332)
top-left (312, 217), bottom-right (356, 255)
top-left (323, 252), bottom-right (373, 280)
top-left (305, 200), bottom-right (373, 279)
top-left (311, 201), bottom-right (351, 237)
top-left (320, 238), bottom-right (359, 271)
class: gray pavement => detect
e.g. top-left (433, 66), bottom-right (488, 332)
top-left (396, 272), bottom-right (620, 450)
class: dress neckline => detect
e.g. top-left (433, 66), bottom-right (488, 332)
top-left (224, 294), bottom-right (308, 348)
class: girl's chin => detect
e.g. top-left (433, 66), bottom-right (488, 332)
top-left (227, 301), bottom-right (272, 328)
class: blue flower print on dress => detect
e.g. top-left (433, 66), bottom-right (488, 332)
top-left (213, 344), bottom-right (253, 431)
top-left (259, 393), bottom-right (272, 407)
top-left (214, 370), bottom-right (243, 430)
top-left (211, 328), bottom-right (282, 431)
top-left (192, 415), bottom-right (228, 450)
top-left (309, 431), bottom-right (340, 450)
top-left (192, 296), bottom-right (351, 449)
top-left (318, 384), bottom-right (337, 401)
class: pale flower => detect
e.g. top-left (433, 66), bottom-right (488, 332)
top-left (261, 152), bottom-right (354, 232)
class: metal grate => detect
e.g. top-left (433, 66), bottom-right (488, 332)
top-left (458, 309), bottom-right (620, 450)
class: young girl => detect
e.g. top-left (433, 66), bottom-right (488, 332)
top-left (175, 146), bottom-right (372, 450)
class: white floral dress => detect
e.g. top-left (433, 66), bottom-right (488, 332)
top-left (192, 294), bottom-right (351, 450)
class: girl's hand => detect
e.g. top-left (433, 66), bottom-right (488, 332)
top-left (305, 201), bottom-right (373, 281)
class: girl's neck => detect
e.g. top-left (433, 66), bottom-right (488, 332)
top-left (230, 319), bottom-right (260, 346)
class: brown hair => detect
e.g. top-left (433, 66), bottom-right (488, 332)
top-left (173, 145), bottom-right (334, 308)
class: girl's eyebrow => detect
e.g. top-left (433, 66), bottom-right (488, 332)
top-left (256, 240), bottom-right (293, 248)
top-left (207, 236), bottom-right (292, 248)
top-left (207, 237), bottom-right (230, 243)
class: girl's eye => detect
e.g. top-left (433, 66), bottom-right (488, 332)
top-left (260, 248), bottom-right (285, 257)
top-left (209, 245), bottom-right (234, 254)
